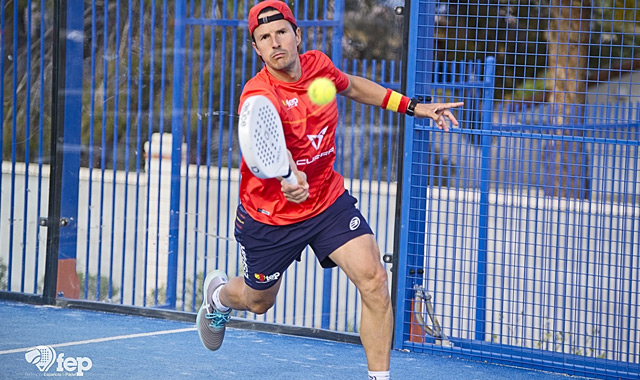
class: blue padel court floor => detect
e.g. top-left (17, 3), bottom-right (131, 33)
top-left (0, 300), bottom-right (591, 379)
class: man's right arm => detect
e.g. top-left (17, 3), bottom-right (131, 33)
top-left (339, 74), bottom-right (464, 131)
top-left (339, 74), bottom-right (388, 106)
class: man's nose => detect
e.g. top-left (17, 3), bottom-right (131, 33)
top-left (271, 34), bottom-right (281, 48)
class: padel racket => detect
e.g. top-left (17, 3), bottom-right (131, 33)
top-left (238, 95), bottom-right (297, 185)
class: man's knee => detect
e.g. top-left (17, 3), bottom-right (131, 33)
top-left (246, 299), bottom-right (275, 314)
top-left (244, 288), bottom-right (278, 314)
top-left (358, 265), bottom-right (390, 300)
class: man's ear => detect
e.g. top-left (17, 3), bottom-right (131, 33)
top-left (252, 41), bottom-right (261, 58)
top-left (295, 27), bottom-right (302, 47)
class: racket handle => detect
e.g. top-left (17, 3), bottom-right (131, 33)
top-left (282, 170), bottom-right (298, 185)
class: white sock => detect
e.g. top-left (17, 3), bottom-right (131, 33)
top-left (368, 371), bottom-right (389, 380)
top-left (211, 286), bottom-right (230, 312)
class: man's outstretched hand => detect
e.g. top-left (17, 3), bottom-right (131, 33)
top-left (412, 102), bottom-right (465, 132)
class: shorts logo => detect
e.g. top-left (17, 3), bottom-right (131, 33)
top-left (349, 216), bottom-right (360, 231)
top-left (240, 245), bottom-right (249, 280)
top-left (254, 272), bottom-right (280, 284)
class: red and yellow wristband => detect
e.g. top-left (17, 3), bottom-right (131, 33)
top-left (381, 88), bottom-right (419, 116)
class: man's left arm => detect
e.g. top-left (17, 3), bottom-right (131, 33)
top-left (339, 74), bottom-right (464, 131)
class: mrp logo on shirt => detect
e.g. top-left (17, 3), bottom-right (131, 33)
top-left (24, 346), bottom-right (93, 376)
top-left (283, 97), bottom-right (299, 109)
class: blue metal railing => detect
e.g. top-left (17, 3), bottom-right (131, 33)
top-left (396, 1), bottom-right (640, 379)
top-left (6, 0), bottom-right (386, 332)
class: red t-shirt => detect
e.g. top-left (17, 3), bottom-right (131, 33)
top-left (238, 50), bottom-right (349, 225)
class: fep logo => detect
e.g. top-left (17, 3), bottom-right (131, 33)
top-left (25, 345), bottom-right (93, 376)
top-left (24, 346), bottom-right (56, 372)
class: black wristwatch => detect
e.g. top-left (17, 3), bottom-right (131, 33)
top-left (405, 98), bottom-right (420, 116)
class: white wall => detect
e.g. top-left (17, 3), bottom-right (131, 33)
top-left (0, 135), bottom-right (397, 332)
top-left (2, 132), bottom-right (638, 356)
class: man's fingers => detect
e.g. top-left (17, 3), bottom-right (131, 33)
top-left (443, 110), bottom-right (459, 125)
top-left (436, 117), bottom-right (449, 132)
top-left (281, 175), bottom-right (310, 203)
top-left (442, 102), bottom-right (464, 109)
top-left (283, 188), bottom-right (309, 203)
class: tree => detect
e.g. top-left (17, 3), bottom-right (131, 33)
top-left (432, 0), bottom-right (548, 100)
top-left (343, 0), bottom-right (404, 61)
top-left (544, 0), bottom-right (592, 198)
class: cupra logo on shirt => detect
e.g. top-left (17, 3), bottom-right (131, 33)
top-left (307, 126), bottom-right (329, 150)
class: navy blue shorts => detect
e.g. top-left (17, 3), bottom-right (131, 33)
top-left (234, 190), bottom-right (373, 290)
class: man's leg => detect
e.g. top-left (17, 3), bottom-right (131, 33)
top-left (219, 276), bottom-right (282, 314)
top-left (197, 203), bottom-right (301, 351)
top-left (328, 234), bottom-right (393, 372)
top-left (197, 272), bottom-right (283, 351)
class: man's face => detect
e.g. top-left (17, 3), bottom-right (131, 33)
top-left (252, 10), bottom-right (301, 73)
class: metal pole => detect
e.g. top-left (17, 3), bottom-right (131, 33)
top-left (390, 0), bottom-right (412, 334)
top-left (474, 57), bottom-right (496, 341)
top-left (166, 0), bottom-right (187, 308)
top-left (43, 0), bottom-right (67, 305)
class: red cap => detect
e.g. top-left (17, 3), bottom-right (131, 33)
top-left (248, 0), bottom-right (297, 36)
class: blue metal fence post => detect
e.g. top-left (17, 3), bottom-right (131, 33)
top-left (474, 57), bottom-right (495, 341)
top-left (54, 0), bottom-right (85, 299)
top-left (166, 0), bottom-right (187, 308)
top-left (321, 0), bottom-right (345, 330)
top-left (331, 0), bottom-right (344, 66)
top-left (392, 0), bottom-right (436, 349)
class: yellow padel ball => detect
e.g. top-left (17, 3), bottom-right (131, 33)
top-left (307, 77), bottom-right (337, 106)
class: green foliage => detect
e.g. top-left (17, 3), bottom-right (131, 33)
top-left (598, 0), bottom-right (640, 35)
top-left (4, 0), bottom-right (640, 163)
top-left (146, 284), bottom-right (166, 306)
top-left (2, 0), bottom-right (53, 163)
top-left (434, 0), bottom-right (549, 100)
top-left (510, 70), bottom-right (551, 102)
top-left (591, 0), bottom-right (640, 70)
top-left (343, 0), bottom-right (404, 61)
top-left (78, 272), bottom-right (120, 302)
top-left (496, 312), bottom-right (607, 359)
top-left (434, 0), bottom-right (640, 101)
top-left (0, 257), bottom-right (7, 290)
top-left (146, 272), bottom-right (204, 311)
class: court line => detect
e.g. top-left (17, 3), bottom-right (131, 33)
top-left (0, 327), bottom-right (197, 355)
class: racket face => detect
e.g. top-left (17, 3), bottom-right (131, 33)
top-left (238, 95), bottom-right (291, 180)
